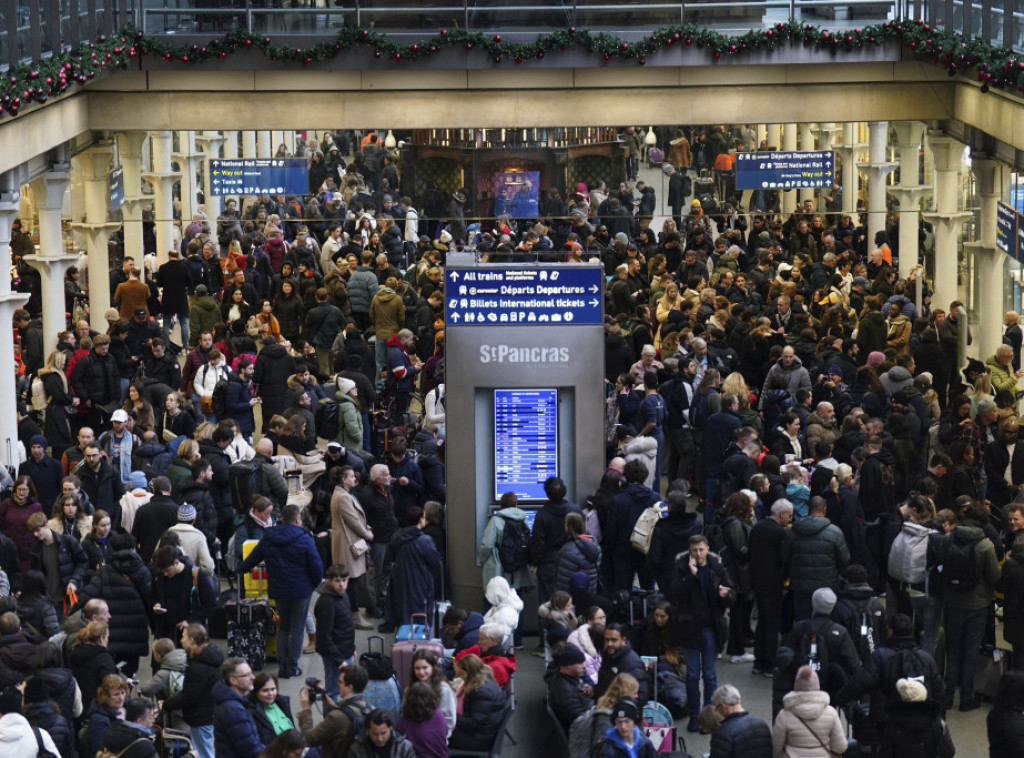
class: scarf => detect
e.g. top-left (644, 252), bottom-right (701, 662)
top-left (249, 510), bottom-right (273, 529)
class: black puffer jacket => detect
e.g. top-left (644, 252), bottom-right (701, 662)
top-left (70, 642), bottom-right (119, 712)
top-left (24, 700), bottom-right (74, 758)
top-left (710, 710), bottom-right (773, 758)
top-left (880, 700), bottom-right (954, 758)
top-left (596, 643), bottom-right (651, 705)
top-left (197, 441), bottom-right (233, 523)
top-left (79, 549), bottom-right (152, 659)
top-left (29, 532), bottom-right (88, 599)
top-left (987, 702), bottom-right (1024, 758)
top-left (783, 515), bottom-right (850, 593)
top-left (529, 500), bottom-right (582, 567)
top-left (553, 536), bottom-right (601, 593)
top-left (101, 719), bottom-right (159, 757)
top-left (448, 680), bottom-right (506, 751)
top-left (32, 665), bottom-right (78, 722)
top-left (71, 350), bottom-right (120, 405)
top-left (163, 642), bottom-right (225, 726)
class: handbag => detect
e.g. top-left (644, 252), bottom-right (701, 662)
top-left (350, 537), bottom-right (369, 558)
top-left (200, 396), bottom-right (214, 415)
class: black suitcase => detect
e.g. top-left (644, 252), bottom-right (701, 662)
top-left (226, 602), bottom-right (269, 671)
top-left (208, 588), bottom-right (238, 640)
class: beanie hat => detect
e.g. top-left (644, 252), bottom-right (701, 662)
top-left (866, 351), bottom-right (886, 369)
top-left (558, 645), bottom-right (586, 666)
top-left (977, 397), bottom-right (997, 417)
top-left (662, 164), bottom-right (675, 174)
top-left (177, 503), bottom-right (197, 523)
top-left (337, 378), bottom-right (357, 395)
top-left (129, 471), bottom-right (148, 491)
top-left (28, 435), bottom-right (47, 450)
top-left (793, 665), bottom-right (820, 692)
top-left (812, 587), bottom-right (837, 615)
top-left (896, 678), bottom-right (928, 702)
top-left (827, 365), bottom-right (843, 377)
top-left (613, 698), bottom-right (639, 723)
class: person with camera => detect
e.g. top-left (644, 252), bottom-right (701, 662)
top-left (297, 663), bottom-right (372, 758)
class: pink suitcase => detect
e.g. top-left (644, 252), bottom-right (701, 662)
top-left (392, 633), bottom-right (446, 693)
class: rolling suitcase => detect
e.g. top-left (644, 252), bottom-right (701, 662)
top-left (975, 646), bottom-right (1011, 700)
top-left (395, 612), bottom-right (431, 642)
top-left (226, 594), bottom-right (270, 671)
top-left (360, 635), bottom-right (403, 713)
top-left (393, 613), bottom-right (445, 692)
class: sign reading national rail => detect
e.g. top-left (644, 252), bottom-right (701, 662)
top-left (998, 202), bottom-right (1016, 257)
top-left (207, 158), bottom-right (309, 196)
top-left (735, 150), bottom-right (835, 190)
top-left (445, 266), bottom-right (604, 326)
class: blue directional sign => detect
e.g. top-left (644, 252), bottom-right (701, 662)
top-left (445, 266), bottom-right (604, 326)
top-left (735, 150), bottom-right (835, 190)
top-left (208, 158), bottom-right (309, 196)
top-left (998, 202), bottom-right (1016, 257)
top-left (1017, 216), bottom-right (1024, 265)
top-left (109, 166), bottom-right (124, 211)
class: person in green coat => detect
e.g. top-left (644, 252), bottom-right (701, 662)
top-left (188, 286), bottom-right (220, 348)
top-left (477, 491), bottom-right (536, 594)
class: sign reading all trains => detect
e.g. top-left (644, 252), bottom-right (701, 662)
top-left (445, 266), bottom-right (604, 326)
top-left (735, 150), bottom-right (835, 190)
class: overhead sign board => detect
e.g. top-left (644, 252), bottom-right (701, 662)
top-left (735, 150), bottom-right (835, 190)
top-left (998, 201), bottom-right (1016, 257)
top-left (445, 266), bottom-right (604, 326)
top-left (494, 389), bottom-right (559, 500)
top-left (109, 166), bottom-right (124, 211)
top-left (1017, 216), bottom-right (1024, 265)
top-left (208, 158), bottom-right (309, 196)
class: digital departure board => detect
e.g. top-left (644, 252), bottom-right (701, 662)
top-left (494, 389), bottom-right (559, 501)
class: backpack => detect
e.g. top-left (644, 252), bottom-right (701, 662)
top-left (167, 669), bottom-right (185, 699)
top-left (203, 365), bottom-right (230, 418)
top-left (703, 520), bottom-right (726, 555)
top-left (228, 460), bottom-right (263, 514)
top-left (839, 595), bottom-right (886, 663)
top-left (792, 621), bottom-right (834, 690)
top-left (315, 399), bottom-right (340, 441)
top-left (497, 515), bottom-right (531, 573)
top-left (935, 531), bottom-right (979, 590)
top-left (892, 645), bottom-right (928, 687)
top-left (630, 501), bottom-right (666, 555)
top-left (29, 375), bottom-right (47, 413)
top-left (338, 700), bottom-right (374, 745)
top-left (33, 726), bottom-right (60, 758)
top-left (688, 387), bottom-right (714, 429)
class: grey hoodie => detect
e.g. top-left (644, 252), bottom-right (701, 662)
top-left (140, 647), bottom-right (189, 699)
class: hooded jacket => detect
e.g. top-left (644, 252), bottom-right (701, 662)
top-left (760, 354), bottom-right (812, 406)
top-left (783, 516), bottom-right (850, 592)
top-left (0, 713), bottom-right (60, 755)
top-left (931, 523), bottom-right (1001, 610)
top-left (606, 484), bottom-right (660, 551)
top-left (348, 266), bottom-right (380, 313)
top-left (79, 549), bottom-right (152, 659)
top-left (529, 500), bottom-right (582, 567)
top-left (478, 507), bottom-right (535, 590)
top-left (238, 523), bottom-right (324, 602)
top-left (370, 287), bottom-right (406, 341)
top-left (163, 642), bottom-right (224, 726)
top-left (188, 296), bottom-right (220, 347)
top-left (772, 689), bottom-right (846, 758)
top-left (554, 535), bottom-right (602, 594)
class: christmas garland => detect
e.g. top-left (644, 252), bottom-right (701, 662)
top-left (0, 19), bottom-right (1020, 119)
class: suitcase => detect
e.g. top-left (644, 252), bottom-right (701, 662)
top-left (694, 169), bottom-right (715, 199)
top-left (208, 588), bottom-right (238, 640)
top-left (364, 675), bottom-right (403, 714)
top-left (975, 646), bottom-right (1011, 701)
top-left (393, 637), bottom-right (445, 692)
top-left (396, 612), bottom-right (431, 642)
top-left (226, 599), bottom-right (269, 671)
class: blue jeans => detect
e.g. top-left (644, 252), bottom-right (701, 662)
top-left (276, 595), bottom-right (311, 676)
top-left (375, 338), bottom-right (388, 378)
top-left (683, 627), bottom-right (719, 716)
top-left (944, 604), bottom-right (988, 701)
top-left (190, 724), bottom-right (214, 758)
top-left (163, 309), bottom-right (190, 350)
top-left (321, 653), bottom-right (355, 701)
top-left (910, 593), bottom-right (943, 659)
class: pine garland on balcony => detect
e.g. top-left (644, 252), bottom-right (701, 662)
top-left (0, 19), bottom-right (1019, 118)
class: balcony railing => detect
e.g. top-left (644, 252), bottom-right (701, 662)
top-left (2, 0), bottom-right (1024, 71)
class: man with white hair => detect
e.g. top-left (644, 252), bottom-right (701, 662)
top-left (987, 342), bottom-right (1023, 396)
top-left (709, 685), bottom-right (771, 758)
top-left (1004, 310), bottom-right (1022, 371)
top-left (356, 464), bottom-right (400, 619)
top-left (748, 499), bottom-right (793, 676)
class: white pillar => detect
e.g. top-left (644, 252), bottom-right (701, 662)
top-left (224, 131), bottom-right (239, 160)
top-left (781, 124), bottom-right (798, 215)
top-left (858, 121), bottom-right (898, 252)
top-left (175, 130), bottom-right (203, 225)
top-left (242, 131), bottom-right (257, 160)
top-left (0, 184), bottom-right (29, 469)
top-left (71, 145), bottom-right (121, 333)
top-left (257, 131), bottom-right (270, 158)
top-left (142, 131), bottom-right (181, 268)
top-left (24, 166), bottom-right (77, 355)
top-left (835, 122), bottom-right (865, 216)
top-left (965, 155), bottom-right (1011, 361)
top-left (196, 131), bottom-right (225, 235)
top-left (922, 132), bottom-right (972, 310)
top-left (888, 122), bottom-right (931, 279)
top-left (799, 123), bottom-right (816, 207)
top-left (116, 132), bottom-right (154, 263)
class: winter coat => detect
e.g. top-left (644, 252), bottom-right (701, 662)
top-left (19, 460), bottom-right (63, 518)
top-left (0, 713), bottom-right (60, 755)
top-left (189, 296), bottom-right (220, 346)
top-left (29, 531), bottom-right (88, 600)
top-left (567, 624), bottom-right (603, 684)
top-left (16, 593), bottom-right (59, 639)
top-left (529, 500), bottom-right (582, 567)
top-left (248, 694), bottom-right (294, 747)
top-left (101, 720), bottom-right (159, 758)
top-left (272, 292), bottom-right (304, 341)
top-left (140, 646), bottom-right (188, 699)
top-left (163, 642), bottom-right (224, 726)
top-left (482, 577), bottom-right (524, 648)
top-left (783, 516), bottom-right (850, 593)
top-left (713, 710), bottom-right (774, 758)
top-left (761, 355), bottom-right (812, 406)
top-left (0, 498), bottom-right (43, 575)
top-left (772, 689), bottom-right (847, 758)
top-left (803, 412), bottom-right (837, 458)
top-left (880, 700), bottom-right (954, 758)
top-left (478, 507), bottom-right (535, 591)
top-left (670, 554), bottom-right (734, 652)
top-left (999, 549), bottom-right (1024, 648)
top-left (348, 266), bottom-right (380, 314)
top-left (212, 681), bottom-right (265, 758)
top-left (749, 516), bottom-right (789, 596)
top-left (449, 679), bottom-right (506, 751)
top-left (554, 535), bottom-right (601, 594)
top-left (40, 371), bottom-right (75, 450)
top-left (131, 496), bottom-right (182, 564)
top-left (987, 703), bottom-right (1024, 758)
top-left (330, 485), bottom-right (372, 579)
top-left (606, 484), bottom-right (660, 552)
top-left (238, 523), bottom-right (324, 602)
top-left (23, 700), bottom-right (75, 758)
top-left (148, 555), bottom-right (218, 638)
top-left (888, 520), bottom-right (938, 588)
top-left (77, 460), bottom-right (124, 523)
top-left (386, 526), bottom-right (441, 624)
top-left (355, 483), bottom-right (399, 545)
top-left (304, 302), bottom-right (344, 348)
top-left (314, 580), bottom-right (355, 661)
top-left (596, 642), bottom-right (651, 704)
top-left (70, 349), bottom-right (120, 405)
top-left (386, 452), bottom-right (425, 520)
top-left (619, 436), bottom-right (658, 489)
top-left (335, 393), bottom-right (363, 451)
top-left (932, 523), bottom-right (1001, 609)
top-left (349, 733), bottom-right (417, 758)
top-left (79, 549), bottom-right (152, 659)
top-left (86, 701), bottom-right (124, 758)
top-left (70, 641), bottom-right (119, 712)
top-left (648, 510), bottom-right (702, 592)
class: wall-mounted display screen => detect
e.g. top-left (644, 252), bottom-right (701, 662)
top-left (494, 389), bottom-right (558, 501)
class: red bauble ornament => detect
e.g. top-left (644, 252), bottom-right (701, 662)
top-left (713, 51), bottom-right (721, 59)
top-left (393, 53), bottom-right (401, 61)
top-left (620, 42), bottom-right (628, 50)
top-left (219, 52), bottom-right (226, 59)
top-left (163, 53), bottom-right (171, 60)
top-left (374, 50), bottom-right (381, 58)
top-left (466, 43), bottom-right (473, 50)
top-left (674, 33), bottom-right (680, 40)
top-left (569, 27), bottom-right (576, 33)
top-left (441, 29), bottom-right (448, 35)
top-left (429, 46), bottom-right (436, 53)
top-left (638, 58), bottom-right (646, 65)
top-left (494, 34), bottom-right (501, 41)
top-left (411, 44), bottom-right (419, 52)
top-left (244, 39), bottom-right (252, 46)
top-left (602, 53), bottom-right (610, 61)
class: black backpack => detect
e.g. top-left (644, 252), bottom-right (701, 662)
top-left (498, 516), bottom-right (531, 572)
top-left (338, 700), bottom-right (374, 745)
top-left (688, 387), bottom-right (714, 429)
top-left (315, 399), bottom-right (340, 441)
top-left (229, 460), bottom-right (263, 513)
top-left (936, 531), bottom-right (979, 590)
top-left (203, 365), bottom-right (230, 418)
top-left (792, 621), bottom-right (834, 690)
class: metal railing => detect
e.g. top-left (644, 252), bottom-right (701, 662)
top-left (4, 0), bottom-right (1024, 71)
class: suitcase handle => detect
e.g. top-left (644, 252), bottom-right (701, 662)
top-left (367, 634), bottom-right (387, 654)
top-left (410, 613), bottom-right (429, 628)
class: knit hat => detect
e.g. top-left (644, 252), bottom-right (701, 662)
top-left (615, 232), bottom-right (630, 245)
top-left (977, 397), bottom-right (997, 417)
top-left (916, 371), bottom-right (933, 386)
top-left (896, 678), bottom-right (928, 702)
top-left (613, 698), bottom-right (639, 723)
top-left (28, 435), bottom-right (47, 450)
top-left (440, 230), bottom-right (453, 244)
top-left (662, 164), bottom-right (675, 174)
top-left (177, 503), bottom-right (197, 522)
top-left (811, 587), bottom-right (837, 615)
top-left (195, 285), bottom-right (209, 296)
top-left (104, 308), bottom-right (120, 323)
top-left (827, 365), bottom-right (843, 377)
top-left (852, 276), bottom-right (869, 287)
top-left (129, 471), bottom-right (148, 490)
top-left (758, 231), bottom-right (772, 244)
top-left (866, 351), bottom-right (886, 369)
top-left (558, 645), bottom-right (586, 667)
top-left (793, 665), bottom-right (820, 692)
top-left (337, 377), bottom-right (357, 395)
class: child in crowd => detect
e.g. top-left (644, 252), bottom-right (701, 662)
top-left (140, 637), bottom-right (188, 701)
top-left (783, 466), bottom-right (810, 519)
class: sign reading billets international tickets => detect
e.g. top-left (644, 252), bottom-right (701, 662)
top-left (207, 158), bottom-right (309, 196)
top-left (444, 266), bottom-right (605, 326)
top-left (735, 150), bottom-right (835, 190)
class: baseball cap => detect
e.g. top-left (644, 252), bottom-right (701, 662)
top-left (110, 409), bottom-right (129, 423)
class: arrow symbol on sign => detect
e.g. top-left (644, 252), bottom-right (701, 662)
top-left (590, 299), bottom-right (600, 307)
top-left (450, 313), bottom-right (460, 322)
top-left (212, 171), bottom-right (220, 176)
top-left (589, 284), bottom-right (599, 293)
top-left (450, 272), bottom-right (459, 281)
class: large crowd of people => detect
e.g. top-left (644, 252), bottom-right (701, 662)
top-left (0, 125), bottom-right (1018, 757)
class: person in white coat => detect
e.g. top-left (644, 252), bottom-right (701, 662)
top-left (482, 575), bottom-right (524, 651)
top-left (0, 699), bottom-right (60, 755)
top-left (771, 666), bottom-right (847, 758)
top-left (617, 424), bottom-right (658, 490)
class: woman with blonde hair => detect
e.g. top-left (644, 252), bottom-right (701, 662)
top-left (38, 349), bottom-right (77, 459)
top-left (654, 284), bottom-right (682, 350)
top-left (70, 621), bottom-right (120, 713)
top-left (569, 672), bottom-right (641, 755)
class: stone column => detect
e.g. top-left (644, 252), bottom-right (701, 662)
top-left (799, 123), bottom-right (816, 207)
top-left (889, 122), bottom-right (931, 279)
top-left (922, 131), bottom-right (972, 310)
top-left (964, 154), bottom-right (1011, 360)
top-left (116, 132), bottom-right (154, 264)
top-left (834, 122), bottom-right (865, 216)
top-left (857, 121), bottom-right (898, 253)
top-left (242, 131), bottom-right (257, 160)
top-left (0, 182), bottom-right (30, 467)
top-left (71, 144), bottom-right (121, 332)
top-left (781, 124), bottom-right (798, 215)
top-left (142, 131), bottom-right (181, 267)
top-left (175, 130), bottom-right (204, 226)
top-left (196, 131), bottom-right (225, 236)
top-left (257, 131), bottom-right (270, 158)
top-left (24, 165), bottom-right (78, 355)
top-left (224, 131), bottom-right (239, 160)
